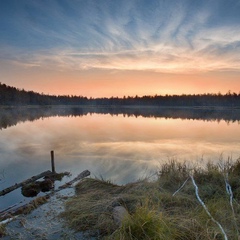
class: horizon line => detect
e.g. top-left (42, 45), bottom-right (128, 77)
top-left (1, 82), bottom-right (238, 99)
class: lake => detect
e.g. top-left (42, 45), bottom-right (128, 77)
top-left (0, 106), bottom-right (240, 209)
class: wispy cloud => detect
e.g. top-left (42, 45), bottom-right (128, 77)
top-left (1, 0), bottom-right (240, 73)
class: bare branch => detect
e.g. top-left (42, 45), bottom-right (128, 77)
top-left (172, 177), bottom-right (189, 196)
top-left (190, 175), bottom-right (228, 240)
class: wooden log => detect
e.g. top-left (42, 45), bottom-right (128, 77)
top-left (58, 170), bottom-right (90, 189)
top-left (0, 170), bottom-right (90, 220)
top-left (0, 170), bottom-right (52, 197)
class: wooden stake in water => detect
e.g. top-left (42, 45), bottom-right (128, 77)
top-left (51, 150), bottom-right (55, 173)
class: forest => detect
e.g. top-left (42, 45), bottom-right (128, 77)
top-left (0, 82), bottom-right (240, 107)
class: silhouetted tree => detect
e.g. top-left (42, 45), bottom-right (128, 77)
top-left (0, 82), bottom-right (240, 107)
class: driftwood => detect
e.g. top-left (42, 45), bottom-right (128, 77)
top-left (0, 170), bottom-right (52, 197)
top-left (0, 170), bottom-right (90, 221)
top-left (58, 170), bottom-right (90, 190)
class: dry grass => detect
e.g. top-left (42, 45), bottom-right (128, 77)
top-left (60, 178), bottom-right (156, 236)
top-left (60, 158), bottom-right (240, 239)
top-left (0, 224), bottom-right (6, 238)
top-left (13, 196), bottom-right (49, 216)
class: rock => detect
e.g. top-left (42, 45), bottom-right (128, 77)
top-left (39, 179), bottom-right (54, 192)
top-left (21, 183), bottom-right (41, 197)
top-left (21, 179), bottom-right (54, 197)
top-left (112, 206), bottom-right (129, 226)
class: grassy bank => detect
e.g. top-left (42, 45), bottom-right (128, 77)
top-left (60, 159), bottom-right (240, 239)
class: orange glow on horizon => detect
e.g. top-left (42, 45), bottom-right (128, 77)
top-left (5, 68), bottom-right (239, 98)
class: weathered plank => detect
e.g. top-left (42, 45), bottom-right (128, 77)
top-left (0, 170), bottom-right (52, 197)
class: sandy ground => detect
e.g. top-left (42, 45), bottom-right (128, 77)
top-left (2, 186), bottom-right (96, 239)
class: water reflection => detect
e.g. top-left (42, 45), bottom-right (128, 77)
top-left (0, 107), bottom-right (240, 208)
top-left (0, 106), bottom-right (240, 130)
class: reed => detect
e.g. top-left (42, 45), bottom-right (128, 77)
top-left (60, 158), bottom-right (240, 239)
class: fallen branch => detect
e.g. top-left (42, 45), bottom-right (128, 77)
top-left (218, 162), bottom-right (239, 237)
top-left (223, 173), bottom-right (239, 237)
top-left (190, 175), bottom-right (228, 240)
top-left (57, 170), bottom-right (90, 190)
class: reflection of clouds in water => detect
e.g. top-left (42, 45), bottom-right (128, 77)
top-left (0, 154), bottom-right (50, 188)
top-left (65, 156), bottom-right (157, 185)
top-left (60, 140), bottom-right (240, 165)
top-left (15, 143), bottom-right (42, 156)
top-left (95, 159), bottom-right (154, 184)
top-left (0, 115), bottom-right (240, 187)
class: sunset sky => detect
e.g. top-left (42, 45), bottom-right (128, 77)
top-left (0, 0), bottom-right (240, 97)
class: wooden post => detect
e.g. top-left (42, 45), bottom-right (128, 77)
top-left (51, 150), bottom-right (55, 173)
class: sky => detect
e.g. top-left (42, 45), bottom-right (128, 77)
top-left (0, 0), bottom-right (240, 97)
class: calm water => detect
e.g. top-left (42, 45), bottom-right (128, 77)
top-left (0, 107), bottom-right (240, 209)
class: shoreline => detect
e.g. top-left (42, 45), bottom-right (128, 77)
top-left (2, 159), bottom-right (240, 239)
top-left (1, 104), bottom-right (240, 110)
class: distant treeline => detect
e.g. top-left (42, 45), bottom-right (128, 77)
top-left (1, 106), bottom-right (240, 130)
top-left (0, 82), bottom-right (240, 107)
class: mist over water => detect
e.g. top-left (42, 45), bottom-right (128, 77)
top-left (0, 106), bottom-right (240, 208)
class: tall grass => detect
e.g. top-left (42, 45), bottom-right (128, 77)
top-left (61, 158), bottom-right (240, 239)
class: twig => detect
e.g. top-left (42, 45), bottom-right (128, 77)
top-left (224, 173), bottom-right (234, 210)
top-left (190, 175), bottom-right (228, 240)
top-left (172, 177), bottom-right (189, 196)
top-left (223, 172), bottom-right (239, 237)
top-left (218, 162), bottom-right (239, 237)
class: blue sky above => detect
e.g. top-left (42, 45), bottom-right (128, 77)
top-left (0, 0), bottom-right (240, 96)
